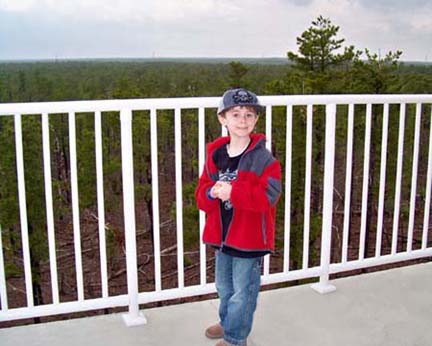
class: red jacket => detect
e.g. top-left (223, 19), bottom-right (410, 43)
top-left (195, 133), bottom-right (281, 252)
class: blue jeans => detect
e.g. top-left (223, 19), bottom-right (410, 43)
top-left (215, 251), bottom-right (262, 346)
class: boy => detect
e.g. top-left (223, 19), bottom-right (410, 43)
top-left (195, 88), bottom-right (282, 346)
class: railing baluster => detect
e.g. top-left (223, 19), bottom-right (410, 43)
top-left (14, 113), bottom-right (34, 307)
top-left (150, 108), bottom-right (162, 292)
top-left (359, 104), bottom-right (372, 260)
top-left (407, 104), bottom-right (422, 252)
top-left (392, 103), bottom-right (406, 254)
top-left (222, 121), bottom-right (228, 137)
top-left (283, 105), bottom-right (292, 273)
top-left (264, 105), bottom-right (272, 276)
top-left (198, 108), bottom-right (207, 286)
top-left (376, 104), bottom-right (389, 257)
top-left (95, 111), bottom-right (108, 298)
top-left (342, 104), bottom-right (354, 263)
top-left (265, 104), bottom-right (272, 149)
top-left (120, 109), bottom-right (147, 326)
top-left (42, 112), bottom-right (59, 304)
top-left (311, 104), bottom-right (336, 294)
top-left (422, 106), bottom-right (432, 249)
top-left (174, 108), bottom-right (184, 289)
top-left (0, 225), bottom-right (8, 310)
top-left (68, 112), bottom-right (84, 301)
top-left (303, 105), bottom-right (313, 269)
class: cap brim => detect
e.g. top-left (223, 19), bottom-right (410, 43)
top-left (218, 104), bottom-right (264, 115)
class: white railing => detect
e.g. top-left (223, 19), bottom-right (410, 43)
top-left (0, 95), bottom-right (431, 325)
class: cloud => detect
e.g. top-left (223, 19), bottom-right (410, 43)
top-left (353, 0), bottom-right (431, 10)
top-left (0, 0), bottom-right (37, 12)
top-left (0, 0), bottom-right (430, 60)
top-left (0, 0), bottom-right (242, 23)
top-left (280, 0), bottom-right (315, 6)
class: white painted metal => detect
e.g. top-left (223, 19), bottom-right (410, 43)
top-left (222, 125), bottom-right (228, 137)
top-left (0, 225), bottom-right (8, 310)
top-left (14, 114), bottom-right (33, 307)
top-left (198, 108), bottom-right (206, 286)
top-left (311, 104), bottom-right (337, 294)
top-left (423, 108), bottom-right (432, 249)
top-left (0, 294), bottom-right (129, 322)
top-left (138, 283), bottom-right (217, 305)
top-left (1, 95), bottom-right (431, 117)
top-left (376, 104), bottom-right (389, 257)
top-left (150, 108), bottom-right (162, 292)
top-left (120, 109), bottom-right (147, 326)
top-left (1, 95), bottom-right (432, 324)
top-left (3, 245), bottom-right (432, 322)
top-left (265, 104), bottom-right (272, 150)
top-left (342, 104), bottom-right (354, 263)
top-left (264, 105), bottom-right (272, 276)
top-left (359, 104), bottom-right (372, 261)
top-left (392, 104), bottom-right (406, 254)
top-left (95, 111), bottom-right (109, 298)
top-left (68, 112), bottom-right (84, 301)
top-left (283, 105), bottom-right (292, 273)
top-left (303, 105), bottom-right (313, 269)
top-left (174, 108), bottom-right (185, 289)
top-left (330, 248), bottom-right (432, 274)
top-left (42, 113), bottom-right (59, 304)
top-left (0, 98), bottom-right (220, 116)
top-left (260, 95), bottom-right (432, 107)
top-left (407, 104), bottom-right (422, 252)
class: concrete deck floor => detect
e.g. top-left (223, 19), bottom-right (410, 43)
top-left (1, 262), bottom-right (432, 346)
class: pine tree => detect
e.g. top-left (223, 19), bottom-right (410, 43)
top-left (288, 16), bottom-right (359, 73)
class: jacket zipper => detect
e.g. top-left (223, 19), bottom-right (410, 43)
top-left (218, 204), bottom-right (224, 251)
top-left (262, 213), bottom-right (267, 245)
top-left (221, 139), bottom-right (253, 249)
top-left (221, 208), bottom-right (236, 250)
top-left (217, 136), bottom-right (263, 250)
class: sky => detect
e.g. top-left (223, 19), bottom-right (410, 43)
top-left (0, 0), bottom-right (431, 62)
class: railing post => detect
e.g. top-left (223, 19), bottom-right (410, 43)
top-left (311, 104), bottom-right (337, 294)
top-left (120, 109), bottom-right (147, 326)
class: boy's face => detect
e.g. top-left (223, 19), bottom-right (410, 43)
top-left (218, 106), bottom-right (259, 140)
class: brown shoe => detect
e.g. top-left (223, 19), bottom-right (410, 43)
top-left (215, 340), bottom-right (229, 346)
top-left (205, 323), bottom-right (224, 339)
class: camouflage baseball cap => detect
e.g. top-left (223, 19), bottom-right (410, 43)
top-left (217, 88), bottom-right (264, 115)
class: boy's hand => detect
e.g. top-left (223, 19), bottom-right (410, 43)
top-left (209, 184), bottom-right (218, 199)
top-left (209, 181), bottom-right (222, 198)
top-left (212, 181), bottom-right (232, 202)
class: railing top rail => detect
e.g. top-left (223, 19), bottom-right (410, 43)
top-left (0, 94), bottom-right (431, 116)
top-left (261, 94), bottom-right (432, 106)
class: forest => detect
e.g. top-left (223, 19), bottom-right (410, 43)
top-left (0, 16), bottom-right (432, 322)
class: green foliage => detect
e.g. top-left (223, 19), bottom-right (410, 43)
top-left (0, 118), bottom-right (19, 233)
top-left (21, 116), bottom-right (48, 265)
top-left (5, 262), bottom-right (23, 278)
top-left (287, 16), bottom-right (361, 73)
top-left (105, 226), bottom-right (117, 261)
top-left (76, 113), bottom-right (97, 208)
top-left (170, 182), bottom-right (199, 251)
top-left (0, 115), bottom-right (48, 297)
top-left (351, 49), bottom-right (403, 93)
top-left (228, 61), bottom-right (249, 88)
top-left (0, 21), bottom-right (431, 303)
top-left (0, 60), bottom-right (289, 103)
top-left (270, 15), bottom-right (432, 96)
